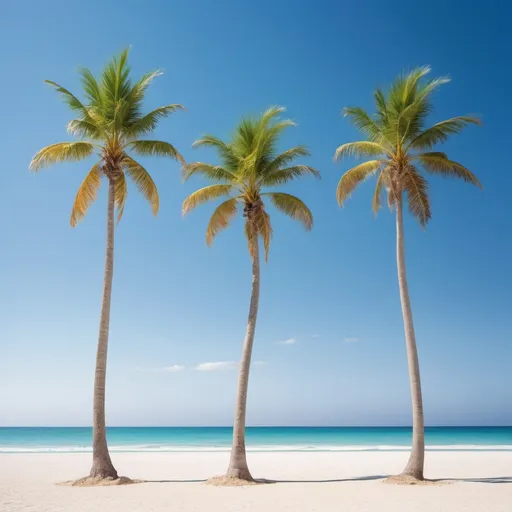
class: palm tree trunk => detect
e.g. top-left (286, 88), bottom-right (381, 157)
top-left (89, 178), bottom-right (118, 479)
top-left (226, 235), bottom-right (261, 481)
top-left (396, 193), bottom-right (425, 480)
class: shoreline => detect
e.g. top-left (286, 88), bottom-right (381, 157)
top-left (2, 445), bottom-right (512, 454)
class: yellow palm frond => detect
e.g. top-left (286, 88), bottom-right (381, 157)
top-left (123, 156), bottom-right (159, 215)
top-left (206, 197), bottom-right (238, 246)
top-left (182, 162), bottom-right (237, 183)
top-left (415, 153), bottom-right (482, 189)
top-left (336, 160), bottom-right (385, 206)
top-left (126, 140), bottom-right (185, 164)
top-left (402, 167), bottom-right (431, 227)
top-left (372, 172), bottom-right (385, 214)
top-left (114, 173), bottom-right (127, 223)
top-left (334, 141), bottom-right (390, 161)
top-left (70, 163), bottom-right (102, 227)
top-left (263, 192), bottom-right (313, 230)
top-left (182, 185), bottom-right (233, 216)
top-left (30, 142), bottom-right (95, 171)
top-left (247, 209), bottom-right (272, 261)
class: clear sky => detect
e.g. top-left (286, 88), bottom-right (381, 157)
top-left (1, 0), bottom-right (510, 427)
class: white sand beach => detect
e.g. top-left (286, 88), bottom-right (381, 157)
top-left (1, 451), bottom-right (510, 511)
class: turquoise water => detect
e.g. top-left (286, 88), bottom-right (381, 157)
top-left (0, 427), bottom-right (510, 453)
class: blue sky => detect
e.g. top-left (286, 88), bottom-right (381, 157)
top-left (1, 0), bottom-right (510, 427)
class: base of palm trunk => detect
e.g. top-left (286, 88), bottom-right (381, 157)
top-left (384, 474), bottom-right (424, 485)
top-left (59, 476), bottom-right (140, 487)
top-left (206, 467), bottom-right (256, 486)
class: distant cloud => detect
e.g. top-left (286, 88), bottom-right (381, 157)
top-left (196, 361), bottom-right (238, 372)
top-left (311, 334), bottom-right (321, 338)
top-left (344, 337), bottom-right (360, 343)
top-left (195, 360), bottom-right (269, 371)
top-left (276, 338), bottom-right (297, 345)
top-left (164, 365), bottom-right (185, 372)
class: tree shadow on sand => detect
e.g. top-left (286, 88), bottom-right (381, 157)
top-left (447, 477), bottom-right (512, 484)
top-left (141, 475), bottom-right (512, 485)
top-left (143, 475), bottom-right (388, 484)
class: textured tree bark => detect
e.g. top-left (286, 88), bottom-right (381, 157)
top-left (226, 233), bottom-right (261, 481)
top-left (89, 179), bottom-right (118, 479)
top-left (396, 194), bottom-right (425, 480)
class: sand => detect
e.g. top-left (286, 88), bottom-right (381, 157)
top-left (1, 451), bottom-right (511, 511)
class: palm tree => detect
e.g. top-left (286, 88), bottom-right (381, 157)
top-left (29, 49), bottom-right (184, 482)
top-left (183, 106), bottom-right (319, 482)
top-left (334, 67), bottom-right (481, 481)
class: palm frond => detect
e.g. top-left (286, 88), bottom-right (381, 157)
top-left (263, 192), bottom-right (313, 230)
top-left (408, 116), bottom-right (481, 150)
top-left (262, 146), bottom-right (310, 174)
top-left (127, 69), bottom-right (163, 107)
top-left (67, 119), bottom-right (102, 139)
top-left (402, 166), bottom-right (431, 227)
top-left (127, 140), bottom-right (184, 164)
top-left (45, 80), bottom-right (88, 115)
top-left (29, 142), bottom-right (95, 171)
top-left (259, 105), bottom-right (287, 128)
top-left (125, 104), bottom-right (184, 136)
top-left (206, 197), bottom-right (238, 246)
top-left (372, 171), bottom-right (385, 214)
top-left (182, 162), bottom-right (237, 183)
top-left (334, 141), bottom-right (390, 161)
top-left (123, 156), bottom-right (159, 215)
top-left (260, 165), bottom-right (320, 186)
top-left (374, 89), bottom-right (389, 125)
top-left (182, 184), bottom-right (233, 215)
top-left (114, 173), bottom-right (127, 223)
top-left (415, 153), bottom-right (482, 188)
top-left (343, 107), bottom-right (383, 141)
top-left (192, 135), bottom-right (240, 171)
top-left (78, 68), bottom-right (103, 108)
top-left (336, 160), bottom-right (384, 206)
top-left (252, 209), bottom-right (272, 261)
top-left (70, 163), bottom-right (102, 227)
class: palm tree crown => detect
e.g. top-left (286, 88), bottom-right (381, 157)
top-left (335, 66), bottom-right (481, 224)
top-left (29, 48), bottom-right (184, 225)
top-left (182, 106), bottom-right (320, 259)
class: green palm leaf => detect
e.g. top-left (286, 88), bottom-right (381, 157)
top-left (263, 146), bottom-right (310, 174)
top-left (408, 116), bottom-right (481, 150)
top-left (78, 68), bottom-right (103, 108)
top-left (182, 162), bottom-right (237, 183)
top-left (343, 107), bottom-right (383, 141)
top-left (260, 165), bottom-right (320, 186)
top-left (45, 80), bottom-right (90, 116)
top-left (126, 104), bottom-right (184, 136)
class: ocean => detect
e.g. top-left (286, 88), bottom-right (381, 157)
top-left (0, 427), bottom-right (510, 453)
